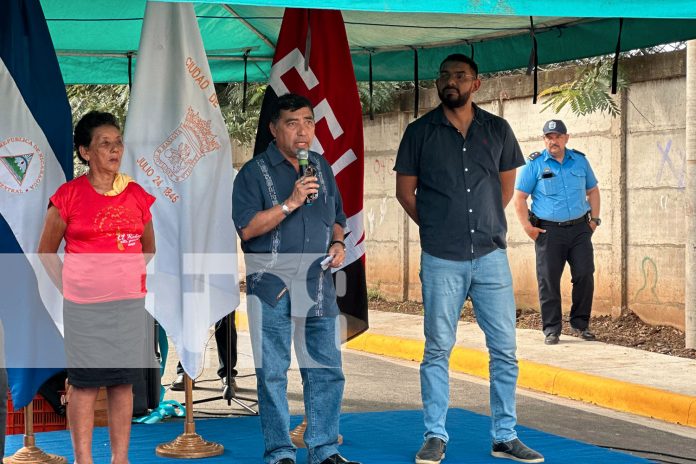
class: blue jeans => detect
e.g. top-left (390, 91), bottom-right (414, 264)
top-left (248, 293), bottom-right (345, 464)
top-left (420, 249), bottom-right (519, 444)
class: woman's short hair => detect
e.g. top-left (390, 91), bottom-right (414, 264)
top-left (74, 111), bottom-right (120, 165)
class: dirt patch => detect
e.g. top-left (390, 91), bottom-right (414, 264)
top-left (368, 295), bottom-right (696, 360)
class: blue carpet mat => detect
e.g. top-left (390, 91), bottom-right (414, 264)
top-left (5, 409), bottom-right (651, 463)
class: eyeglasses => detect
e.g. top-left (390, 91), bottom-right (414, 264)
top-left (437, 71), bottom-right (477, 83)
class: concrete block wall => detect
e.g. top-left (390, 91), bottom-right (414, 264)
top-left (230, 51), bottom-right (688, 329)
top-left (624, 77), bottom-right (686, 328)
top-left (360, 51), bottom-right (688, 329)
top-left (363, 112), bottom-right (410, 299)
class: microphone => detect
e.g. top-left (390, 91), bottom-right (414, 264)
top-left (297, 148), bottom-right (317, 204)
top-left (297, 148), bottom-right (310, 177)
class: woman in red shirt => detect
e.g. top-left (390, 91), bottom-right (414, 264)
top-left (38, 111), bottom-right (155, 464)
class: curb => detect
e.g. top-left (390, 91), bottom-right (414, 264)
top-left (235, 311), bottom-right (696, 428)
top-left (346, 332), bottom-right (696, 428)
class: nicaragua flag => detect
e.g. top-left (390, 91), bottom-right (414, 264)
top-left (0, 0), bottom-right (72, 409)
top-left (253, 8), bottom-right (368, 341)
top-left (122, 2), bottom-right (239, 379)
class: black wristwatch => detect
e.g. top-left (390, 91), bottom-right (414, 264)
top-left (590, 217), bottom-right (601, 226)
top-left (329, 240), bottom-right (346, 250)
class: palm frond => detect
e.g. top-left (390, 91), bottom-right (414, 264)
top-left (540, 60), bottom-right (629, 117)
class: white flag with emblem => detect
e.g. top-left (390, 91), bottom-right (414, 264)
top-left (122, 1), bottom-right (239, 378)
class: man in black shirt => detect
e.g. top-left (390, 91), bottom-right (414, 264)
top-left (394, 54), bottom-right (544, 464)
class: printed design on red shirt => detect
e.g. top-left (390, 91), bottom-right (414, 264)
top-left (93, 205), bottom-right (142, 251)
top-left (153, 106), bottom-right (220, 183)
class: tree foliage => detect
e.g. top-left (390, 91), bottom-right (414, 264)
top-left (217, 82), bottom-right (267, 146)
top-left (217, 80), bottom-right (417, 143)
top-left (67, 85), bottom-right (130, 127)
top-left (539, 61), bottom-right (629, 117)
top-left (64, 80), bottom-right (420, 159)
top-left (65, 61), bottom-right (628, 175)
top-left (357, 81), bottom-right (415, 115)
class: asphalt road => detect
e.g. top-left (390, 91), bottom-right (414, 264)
top-left (166, 332), bottom-right (696, 464)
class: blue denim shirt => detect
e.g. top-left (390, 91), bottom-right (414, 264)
top-left (515, 148), bottom-right (598, 222)
top-left (232, 142), bottom-right (346, 316)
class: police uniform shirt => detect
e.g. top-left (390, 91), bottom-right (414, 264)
top-left (515, 148), bottom-right (598, 222)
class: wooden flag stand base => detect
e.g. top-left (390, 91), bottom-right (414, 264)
top-left (290, 417), bottom-right (308, 448)
top-left (290, 416), bottom-right (343, 449)
top-left (155, 374), bottom-right (223, 459)
top-left (3, 404), bottom-right (67, 464)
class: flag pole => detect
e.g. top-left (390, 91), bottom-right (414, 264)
top-left (155, 373), bottom-right (223, 458)
top-left (3, 403), bottom-right (67, 464)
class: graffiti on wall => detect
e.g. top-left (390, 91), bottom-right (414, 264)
top-left (632, 256), bottom-right (660, 303)
top-left (373, 157), bottom-right (395, 185)
top-left (656, 140), bottom-right (685, 188)
top-left (367, 197), bottom-right (389, 239)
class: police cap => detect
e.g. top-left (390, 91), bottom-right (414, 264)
top-left (542, 119), bottom-right (567, 135)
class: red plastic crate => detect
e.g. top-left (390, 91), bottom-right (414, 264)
top-left (6, 392), bottom-right (67, 435)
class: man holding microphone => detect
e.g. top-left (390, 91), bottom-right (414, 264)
top-left (232, 93), bottom-right (359, 464)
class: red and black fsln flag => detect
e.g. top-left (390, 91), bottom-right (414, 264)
top-left (253, 8), bottom-right (368, 341)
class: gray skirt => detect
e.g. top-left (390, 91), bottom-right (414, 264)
top-left (64, 298), bottom-right (152, 388)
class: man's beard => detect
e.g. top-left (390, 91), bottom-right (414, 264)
top-left (438, 87), bottom-right (471, 109)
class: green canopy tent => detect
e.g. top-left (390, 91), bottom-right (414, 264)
top-left (42, 0), bottom-right (696, 84)
top-left (39, 0), bottom-right (696, 346)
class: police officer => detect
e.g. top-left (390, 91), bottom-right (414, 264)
top-left (513, 120), bottom-right (601, 345)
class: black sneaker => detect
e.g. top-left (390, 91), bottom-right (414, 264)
top-left (571, 327), bottom-right (596, 341)
top-left (415, 437), bottom-right (446, 464)
top-left (319, 454), bottom-right (360, 464)
top-left (491, 438), bottom-right (544, 463)
top-left (544, 333), bottom-right (559, 345)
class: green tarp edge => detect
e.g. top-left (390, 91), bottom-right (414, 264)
top-left (165, 0), bottom-right (696, 20)
top-left (58, 17), bottom-right (696, 84)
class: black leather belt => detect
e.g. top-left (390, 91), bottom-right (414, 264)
top-left (538, 215), bottom-right (588, 227)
